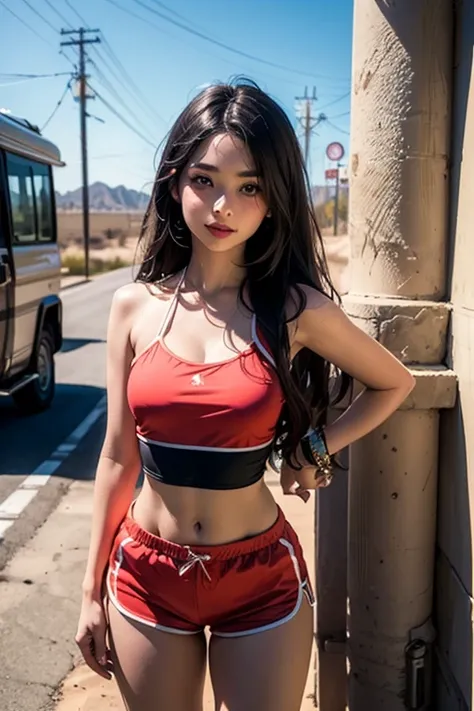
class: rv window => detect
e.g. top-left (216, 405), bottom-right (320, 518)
top-left (32, 165), bottom-right (53, 241)
top-left (6, 154), bottom-right (55, 244)
top-left (6, 155), bottom-right (36, 244)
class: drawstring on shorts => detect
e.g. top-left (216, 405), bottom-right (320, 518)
top-left (178, 547), bottom-right (212, 580)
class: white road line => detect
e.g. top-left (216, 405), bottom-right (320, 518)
top-left (0, 489), bottom-right (38, 519)
top-left (0, 395), bottom-right (107, 541)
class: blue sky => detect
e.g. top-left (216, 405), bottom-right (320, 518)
top-left (1, 0), bottom-right (353, 195)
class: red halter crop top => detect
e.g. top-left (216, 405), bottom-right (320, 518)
top-left (127, 269), bottom-right (284, 489)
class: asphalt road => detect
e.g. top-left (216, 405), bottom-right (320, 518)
top-left (0, 267), bottom-right (133, 567)
top-left (0, 267), bottom-right (132, 711)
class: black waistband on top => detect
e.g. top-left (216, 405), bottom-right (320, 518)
top-left (137, 436), bottom-right (273, 490)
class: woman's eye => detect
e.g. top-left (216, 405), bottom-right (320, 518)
top-left (190, 175), bottom-right (212, 186)
top-left (241, 183), bottom-right (261, 196)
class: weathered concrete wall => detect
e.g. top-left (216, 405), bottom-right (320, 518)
top-left (344, 3), bottom-right (454, 709)
top-left (436, 1), bottom-right (474, 708)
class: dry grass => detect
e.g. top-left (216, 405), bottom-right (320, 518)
top-left (58, 211), bottom-right (143, 276)
top-left (58, 211), bottom-right (350, 292)
top-left (57, 211), bottom-right (144, 249)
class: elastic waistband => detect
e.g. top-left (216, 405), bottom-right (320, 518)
top-left (121, 504), bottom-right (286, 561)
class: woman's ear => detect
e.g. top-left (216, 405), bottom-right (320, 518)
top-left (170, 183), bottom-right (180, 202)
top-left (169, 169), bottom-right (180, 202)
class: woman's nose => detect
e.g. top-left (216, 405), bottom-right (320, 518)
top-left (213, 194), bottom-right (233, 218)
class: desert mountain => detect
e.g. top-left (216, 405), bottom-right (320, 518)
top-left (55, 181), bottom-right (150, 211)
top-left (56, 182), bottom-right (346, 212)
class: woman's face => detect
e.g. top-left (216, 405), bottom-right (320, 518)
top-left (176, 133), bottom-right (269, 253)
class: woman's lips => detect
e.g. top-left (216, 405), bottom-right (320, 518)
top-left (205, 224), bottom-right (236, 239)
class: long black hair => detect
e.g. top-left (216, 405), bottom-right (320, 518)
top-left (136, 78), bottom-right (351, 466)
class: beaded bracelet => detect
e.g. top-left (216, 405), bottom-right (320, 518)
top-left (301, 427), bottom-right (334, 487)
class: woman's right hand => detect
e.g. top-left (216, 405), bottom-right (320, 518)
top-left (75, 595), bottom-right (113, 680)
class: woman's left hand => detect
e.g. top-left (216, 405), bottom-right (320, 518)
top-left (280, 459), bottom-right (330, 503)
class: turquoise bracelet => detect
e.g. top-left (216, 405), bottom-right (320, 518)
top-left (301, 427), bottom-right (333, 486)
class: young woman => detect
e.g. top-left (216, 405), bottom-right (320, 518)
top-left (75, 80), bottom-right (414, 711)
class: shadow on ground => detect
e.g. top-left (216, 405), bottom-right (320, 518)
top-left (0, 384), bottom-right (106, 477)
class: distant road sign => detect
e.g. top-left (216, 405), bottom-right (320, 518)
top-left (325, 168), bottom-right (339, 180)
top-left (339, 166), bottom-right (349, 183)
top-left (326, 142), bottom-right (345, 162)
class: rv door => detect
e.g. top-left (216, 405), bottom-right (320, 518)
top-left (0, 153), bottom-right (13, 379)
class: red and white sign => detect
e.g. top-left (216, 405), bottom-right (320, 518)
top-left (325, 168), bottom-right (339, 181)
top-left (326, 142), bottom-right (345, 162)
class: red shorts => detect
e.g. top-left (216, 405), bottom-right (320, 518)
top-left (106, 505), bottom-right (314, 637)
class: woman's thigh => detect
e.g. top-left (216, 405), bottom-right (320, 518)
top-left (209, 598), bottom-right (314, 711)
top-left (107, 600), bottom-right (207, 711)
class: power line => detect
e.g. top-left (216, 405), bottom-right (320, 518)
top-left (3, 0), bottom-right (74, 72)
top-left (147, 0), bottom-right (206, 28)
top-left (143, 0), bottom-right (352, 84)
top-left (101, 0), bottom-right (302, 91)
top-left (330, 111), bottom-right (350, 120)
top-left (91, 42), bottom-right (165, 127)
top-left (98, 37), bottom-right (167, 126)
top-left (105, 0), bottom-right (347, 83)
top-left (19, 0), bottom-right (58, 34)
top-left (63, 0), bottom-right (88, 27)
top-left (91, 86), bottom-right (157, 148)
top-left (131, 0), bottom-right (337, 81)
top-left (62, 0), bottom-right (167, 127)
top-left (325, 119), bottom-right (350, 136)
top-left (1, 78), bottom-right (56, 88)
top-left (0, 72), bottom-right (71, 79)
top-left (60, 48), bottom-right (79, 69)
top-left (102, 0), bottom-right (172, 40)
top-left (42, 0), bottom-right (73, 28)
top-left (0, 0), bottom-right (53, 46)
top-left (41, 80), bottom-right (72, 131)
top-left (318, 91), bottom-right (351, 112)
top-left (0, 72), bottom-right (73, 88)
top-left (88, 59), bottom-right (157, 140)
top-left (146, 0), bottom-right (217, 38)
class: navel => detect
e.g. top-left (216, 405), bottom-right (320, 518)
top-left (193, 520), bottom-right (202, 534)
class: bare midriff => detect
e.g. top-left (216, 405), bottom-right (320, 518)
top-left (132, 474), bottom-right (279, 546)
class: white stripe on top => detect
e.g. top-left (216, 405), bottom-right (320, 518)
top-left (137, 432), bottom-right (274, 453)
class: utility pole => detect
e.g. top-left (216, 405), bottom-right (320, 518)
top-left (334, 163), bottom-right (340, 236)
top-left (295, 87), bottom-right (325, 168)
top-left (60, 28), bottom-right (100, 280)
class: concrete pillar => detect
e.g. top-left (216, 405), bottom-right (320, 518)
top-left (343, 2), bottom-right (456, 709)
top-left (314, 450), bottom-right (349, 710)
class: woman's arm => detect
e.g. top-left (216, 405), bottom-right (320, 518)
top-left (81, 285), bottom-right (142, 600)
top-left (281, 287), bottom-right (415, 498)
top-left (294, 287), bottom-right (415, 455)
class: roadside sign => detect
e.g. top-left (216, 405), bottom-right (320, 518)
top-left (325, 168), bottom-right (339, 180)
top-left (339, 166), bottom-right (349, 183)
top-left (326, 142), bottom-right (345, 162)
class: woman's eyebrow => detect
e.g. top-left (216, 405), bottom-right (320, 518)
top-left (190, 162), bottom-right (259, 178)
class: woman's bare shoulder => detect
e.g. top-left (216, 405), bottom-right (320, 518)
top-left (111, 274), bottom-right (180, 321)
top-left (285, 283), bottom-right (332, 321)
top-left (111, 281), bottom-right (151, 316)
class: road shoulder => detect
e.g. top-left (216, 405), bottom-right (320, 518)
top-left (0, 481), bottom-right (95, 711)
